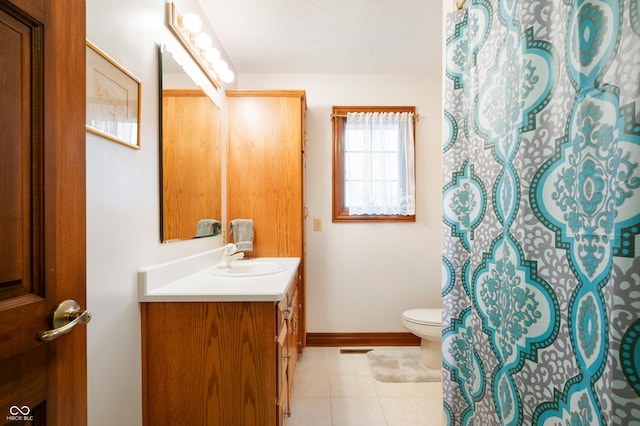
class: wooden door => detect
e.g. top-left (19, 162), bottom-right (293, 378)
top-left (0, 0), bottom-right (87, 424)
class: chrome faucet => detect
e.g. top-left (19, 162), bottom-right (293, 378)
top-left (216, 243), bottom-right (245, 268)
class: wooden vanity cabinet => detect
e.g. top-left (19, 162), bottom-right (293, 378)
top-left (142, 90), bottom-right (307, 425)
top-left (141, 268), bottom-right (302, 426)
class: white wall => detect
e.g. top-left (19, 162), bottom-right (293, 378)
top-left (85, 0), bottom-right (231, 424)
top-left (239, 74), bottom-right (443, 332)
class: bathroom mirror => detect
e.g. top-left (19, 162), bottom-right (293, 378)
top-left (159, 44), bottom-right (222, 242)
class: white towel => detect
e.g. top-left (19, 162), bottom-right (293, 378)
top-left (229, 219), bottom-right (254, 252)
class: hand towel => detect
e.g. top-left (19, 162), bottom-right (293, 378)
top-left (229, 219), bottom-right (254, 252)
top-left (195, 219), bottom-right (221, 238)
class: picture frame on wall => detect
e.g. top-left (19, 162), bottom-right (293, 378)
top-left (86, 40), bottom-right (142, 149)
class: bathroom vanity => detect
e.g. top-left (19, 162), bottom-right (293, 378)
top-left (139, 252), bottom-right (302, 426)
top-left (141, 89), bottom-right (307, 425)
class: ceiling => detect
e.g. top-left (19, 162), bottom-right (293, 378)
top-left (197, 0), bottom-right (444, 75)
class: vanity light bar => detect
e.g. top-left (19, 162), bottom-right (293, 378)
top-left (166, 2), bottom-right (235, 89)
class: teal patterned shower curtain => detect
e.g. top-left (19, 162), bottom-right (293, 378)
top-left (442, 0), bottom-right (640, 424)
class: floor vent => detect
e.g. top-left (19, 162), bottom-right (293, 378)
top-left (339, 348), bottom-right (373, 354)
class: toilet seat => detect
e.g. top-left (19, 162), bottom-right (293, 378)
top-left (402, 308), bottom-right (442, 326)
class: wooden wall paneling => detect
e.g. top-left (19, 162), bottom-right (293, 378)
top-left (226, 91), bottom-right (304, 258)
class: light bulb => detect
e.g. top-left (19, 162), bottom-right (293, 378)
top-left (204, 48), bottom-right (221, 64)
top-left (213, 59), bottom-right (228, 74)
top-left (221, 68), bottom-right (235, 83)
top-left (194, 32), bottom-right (212, 50)
top-left (181, 13), bottom-right (202, 33)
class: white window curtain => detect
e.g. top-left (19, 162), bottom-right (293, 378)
top-left (344, 112), bottom-right (415, 216)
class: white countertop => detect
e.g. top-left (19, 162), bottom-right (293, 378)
top-left (138, 249), bottom-right (300, 302)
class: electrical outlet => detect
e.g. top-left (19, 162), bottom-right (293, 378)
top-left (313, 218), bottom-right (322, 232)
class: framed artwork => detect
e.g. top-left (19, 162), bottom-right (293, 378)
top-left (86, 40), bottom-right (141, 149)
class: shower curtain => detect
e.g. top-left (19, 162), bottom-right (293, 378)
top-left (442, 0), bottom-right (640, 424)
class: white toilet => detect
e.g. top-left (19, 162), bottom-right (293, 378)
top-left (402, 308), bottom-right (442, 370)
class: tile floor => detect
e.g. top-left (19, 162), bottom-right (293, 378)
top-left (288, 347), bottom-right (445, 426)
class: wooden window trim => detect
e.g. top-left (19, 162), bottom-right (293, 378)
top-left (332, 106), bottom-right (416, 222)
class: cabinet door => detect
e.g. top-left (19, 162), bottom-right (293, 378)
top-left (143, 302), bottom-right (278, 426)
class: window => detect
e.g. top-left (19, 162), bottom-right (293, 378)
top-left (332, 106), bottom-right (416, 222)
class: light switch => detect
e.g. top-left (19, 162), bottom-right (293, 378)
top-left (313, 218), bottom-right (322, 232)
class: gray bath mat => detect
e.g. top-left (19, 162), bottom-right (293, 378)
top-left (366, 347), bottom-right (441, 383)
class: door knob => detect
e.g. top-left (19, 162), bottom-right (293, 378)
top-left (36, 300), bottom-right (91, 342)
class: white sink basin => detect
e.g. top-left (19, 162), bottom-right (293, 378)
top-left (210, 260), bottom-right (285, 277)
